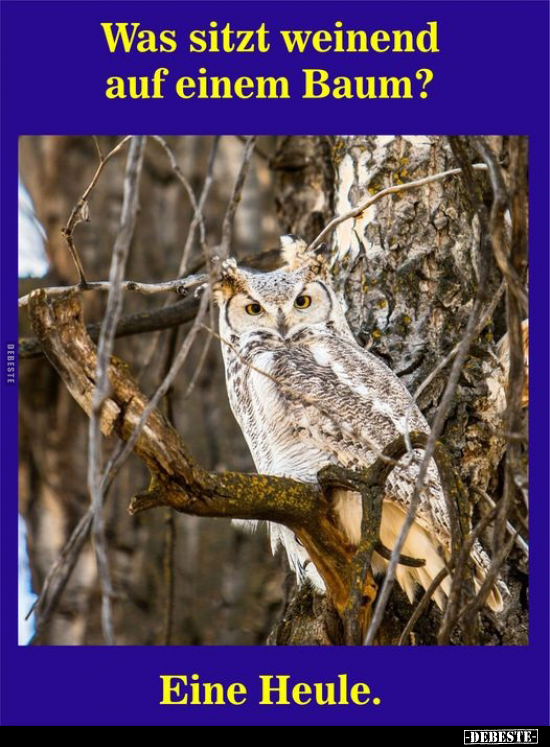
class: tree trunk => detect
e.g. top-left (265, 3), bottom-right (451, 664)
top-left (270, 135), bottom-right (528, 645)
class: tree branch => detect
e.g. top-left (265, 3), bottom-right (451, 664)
top-left (62, 136), bottom-right (132, 286)
top-left (19, 245), bottom-right (285, 361)
top-left (88, 136), bottom-right (146, 645)
top-left (28, 289), bottom-right (320, 522)
top-left (18, 275), bottom-right (204, 308)
top-left (19, 296), bottom-right (201, 359)
top-left (307, 164), bottom-right (489, 252)
top-left (220, 136), bottom-right (257, 259)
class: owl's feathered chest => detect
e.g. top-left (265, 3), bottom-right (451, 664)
top-left (222, 332), bottom-right (425, 482)
top-left (223, 335), bottom-right (333, 480)
top-left (221, 331), bottom-right (451, 542)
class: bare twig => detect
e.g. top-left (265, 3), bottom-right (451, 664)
top-left (508, 137), bottom-right (529, 282)
top-left (18, 276), bottom-right (204, 308)
top-left (437, 505), bottom-right (499, 645)
top-left (473, 487), bottom-right (528, 558)
top-left (134, 138), bottom-right (218, 379)
top-left (27, 508), bottom-right (94, 643)
top-left (158, 332), bottom-right (179, 647)
top-left (398, 568), bottom-right (449, 645)
top-left (92, 136), bottom-right (103, 161)
top-left (61, 136), bottom-right (132, 285)
top-left (474, 138), bottom-right (528, 314)
top-left (20, 296), bottom-right (200, 359)
top-left (152, 136), bottom-right (201, 223)
top-left (88, 136), bottom-right (146, 645)
top-left (177, 137), bottom-right (219, 277)
top-left (162, 509), bottom-right (176, 645)
top-left (308, 164), bottom-right (489, 252)
top-left (151, 136), bottom-right (219, 276)
top-left (119, 135), bottom-right (263, 631)
top-left (235, 135), bottom-right (270, 162)
top-left (98, 165), bottom-right (215, 489)
top-left (181, 324), bottom-right (213, 400)
top-left (20, 138), bottom-right (221, 311)
top-left (219, 136), bottom-right (257, 259)
top-left (403, 280), bottom-right (505, 455)
top-left (461, 531), bottom-right (517, 645)
top-left (494, 141), bottom-right (528, 554)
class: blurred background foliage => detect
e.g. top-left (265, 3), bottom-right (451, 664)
top-left (19, 136), bottom-right (290, 645)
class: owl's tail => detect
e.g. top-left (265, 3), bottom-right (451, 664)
top-left (376, 503), bottom-right (506, 612)
top-left (335, 492), bottom-right (507, 612)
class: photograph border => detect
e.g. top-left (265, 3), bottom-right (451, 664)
top-left (1, 0), bottom-right (548, 727)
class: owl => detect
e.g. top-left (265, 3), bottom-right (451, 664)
top-left (215, 236), bottom-right (504, 612)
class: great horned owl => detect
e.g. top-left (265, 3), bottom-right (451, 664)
top-left (215, 236), bottom-right (504, 612)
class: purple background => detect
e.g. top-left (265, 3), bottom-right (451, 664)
top-left (1, 0), bottom-right (548, 727)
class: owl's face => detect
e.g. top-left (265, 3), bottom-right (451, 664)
top-left (219, 270), bottom-right (336, 340)
top-left (215, 237), bottom-right (352, 345)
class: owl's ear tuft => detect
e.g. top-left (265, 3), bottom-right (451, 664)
top-left (280, 235), bottom-right (329, 278)
top-left (312, 242), bottom-right (329, 265)
top-left (213, 257), bottom-right (248, 304)
top-left (280, 235), bottom-right (308, 270)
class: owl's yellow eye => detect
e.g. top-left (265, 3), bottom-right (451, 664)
top-left (294, 295), bottom-right (312, 309)
top-left (245, 303), bottom-right (263, 316)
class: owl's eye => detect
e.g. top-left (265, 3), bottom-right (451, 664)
top-left (245, 303), bottom-right (263, 316)
top-left (294, 295), bottom-right (312, 309)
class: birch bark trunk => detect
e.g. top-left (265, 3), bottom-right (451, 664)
top-left (271, 135), bottom-right (528, 645)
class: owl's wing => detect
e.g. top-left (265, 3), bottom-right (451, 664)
top-left (269, 334), bottom-right (452, 545)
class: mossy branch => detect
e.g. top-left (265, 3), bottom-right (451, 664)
top-left (27, 288), bottom-right (322, 527)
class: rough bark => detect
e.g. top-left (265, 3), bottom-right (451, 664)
top-left (271, 135), bottom-right (528, 645)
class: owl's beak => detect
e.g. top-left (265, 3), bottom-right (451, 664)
top-left (276, 308), bottom-right (289, 338)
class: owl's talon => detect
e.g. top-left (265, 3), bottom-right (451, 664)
top-left (317, 464), bottom-right (367, 495)
top-left (375, 540), bottom-right (426, 568)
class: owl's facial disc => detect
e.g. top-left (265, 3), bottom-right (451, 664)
top-left (223, 276), bottom-right (334, 340)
